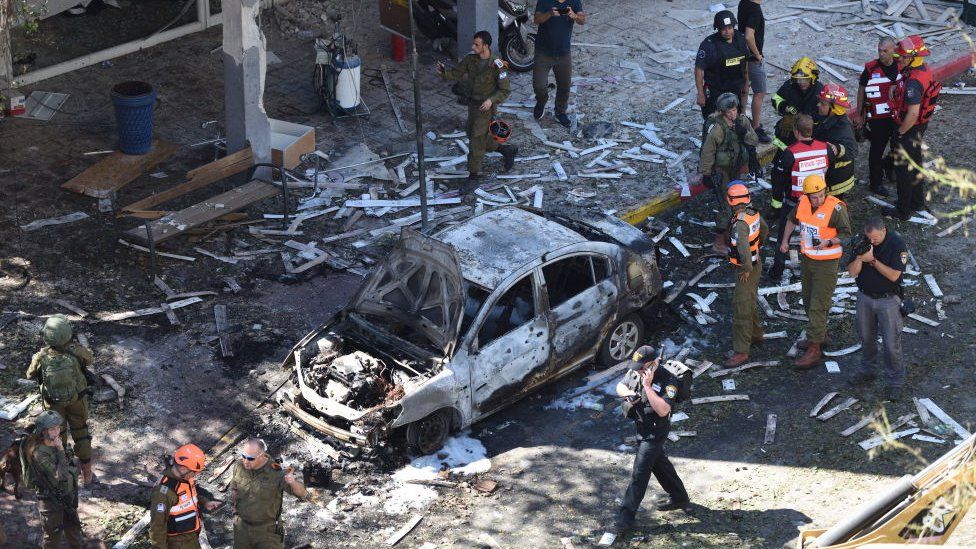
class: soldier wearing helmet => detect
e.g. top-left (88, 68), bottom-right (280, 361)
top-left (882, 35), bottom-right (940, 221)
top-left (779, 173), bottom-right (852, 369)
top-left (436, 30), bottom-right (519, 195)
top-left (770, 57), bottom-right (825, 151)
top-left (699, 92), bottom-right (758, 254)
top-left (723, 182), bottom-right (769, 367)
top-left (20, 410), bottom-right (89, 548)
top-left (694, 10), bottom-right (750, 130)
top-left (25, 314), bottom-right (98, 485)
top-left (149, 443), bottom-right (223, 547)
top-left (813, 83), bottom-right (859, 198)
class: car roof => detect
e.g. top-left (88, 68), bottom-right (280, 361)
top-left (435, 207), bottom-right (587, 289)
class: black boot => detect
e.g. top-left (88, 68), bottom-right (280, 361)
top-left (461, 173), bottom-right (481, 195)
top-left (870, 184), bottom-right (890, 197)
top-left (500, 145), bottom-right (518, 172)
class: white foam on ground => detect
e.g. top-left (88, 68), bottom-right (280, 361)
top-left (545, 392), bottom-right (605, 411)
top-left (393, 431), bottom-right (491, 482)
top-left (382, 483), bottom-right (439, 514)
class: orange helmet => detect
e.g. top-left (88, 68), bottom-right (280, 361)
top-left (819, 83), bottom-right (851, 109)
top-left (726, 181), bottom-right (750, 206)
top-left (489, 119), bottom-right (512, 144)
top-left (173, 444), bottom-right (206, 472)
top-left (894, 35), bottom-right (929, 59)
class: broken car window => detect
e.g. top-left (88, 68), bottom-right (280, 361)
top-left (460, 282), bottom-right (491, 339)
top-left (477, 274), bottom-right (536, 348)
top-left (592, 255), bottom-right (610, 281)
top-left (542, 255), bottom-right (597, 309)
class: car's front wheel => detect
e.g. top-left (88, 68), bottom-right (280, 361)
top-left (405, 409), bottom-right (452, 455)
top-left (598, 313), bottom-right (645, 367)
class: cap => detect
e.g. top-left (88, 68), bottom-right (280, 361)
top-left (627, 345), bottom-right (659, 370)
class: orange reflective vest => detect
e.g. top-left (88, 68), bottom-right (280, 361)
top-left (862, 59), bottom-right (900, 120)
top-left (796, 195), bottom-right (844, 260)
top-left (159, 474), bottom-right (201, 536)
top-left (788, 140), bottom-right (829, 200)
top-left (727, 210), bottom-right (761, 266)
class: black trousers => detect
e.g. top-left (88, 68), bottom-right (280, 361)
top-left (619, 431), bottom-right (688, 520)
top-left (769, 200), bottom-right (796, 276)
top-left (893, 123), bottom-right (927, 217)
top-left (867, 118), bottom-right (897, 189)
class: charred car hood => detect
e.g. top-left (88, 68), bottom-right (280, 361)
top-left (352, 227), bottom-right (464, 355)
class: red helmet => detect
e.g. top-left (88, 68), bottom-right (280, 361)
top-left (489, 119), bottom-right (512, 144)
top-left (173, 444), bottom-right (206, 472)
top-left (726, 182), bottom-right (751, 206)
top-left (894, 35), bottom-right (929, 58)
top-left (819, 83), bottom-right (851, 109)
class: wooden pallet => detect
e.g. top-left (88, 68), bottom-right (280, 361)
top-left (61, 140), bottom-right (179, 198)
top-left (125, 180), bottom-right (279, 244)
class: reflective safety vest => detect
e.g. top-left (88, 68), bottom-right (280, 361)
top-left (891, 64), bottom-right (940, 126)
top-left (788, 139), bottom-right (829, 199)
top-left (159, 475), bottom-right (201, 536)
top-left (796, 195), bottom-right (844, 260)
top-left (727, 209), bottom-right (761, 266)
top-left (862, 59), bottom-right (900, 120)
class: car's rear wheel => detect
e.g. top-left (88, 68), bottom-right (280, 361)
top-left (598, 314), bottom-right (645, 367)
top-left (405, 410), bottom-right (451, 455)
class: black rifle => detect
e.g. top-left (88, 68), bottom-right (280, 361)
top-left (22, 440), bottom-right (81, 527)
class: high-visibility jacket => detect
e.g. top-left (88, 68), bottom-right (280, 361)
top-left (862, 59), bottom-right (900, 120)
top-left (727, 209), bottom-right (762, 266)
top-left (796, 195), bottom-right (845, 260)
top-left (789, 139), bottom-right (829, 199)
top-left (891, 64), bottom-right (940, 126)
top-left (159, 474), bottom-right (201, 536)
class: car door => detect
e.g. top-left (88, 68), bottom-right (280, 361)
top-left (541, 248), bottom-right (619, 371)
top-left (468, 270), bottom-right (552, 417)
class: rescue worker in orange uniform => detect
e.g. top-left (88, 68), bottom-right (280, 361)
top-left (853, 36), bottom-right (900, 197)
top-left (779, 174), bottom-right (852, 369)
top-left (881, 35), bottom-right (941, 221)
top-left (149, 444), bottom-right (222, 548)
top-left (723, 182), bottom-right (769, 368)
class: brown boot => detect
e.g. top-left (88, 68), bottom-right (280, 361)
top-left (80, 462), bottom-right (97, 485)
top-left (712, 233), bottom-right (729, 255)
top-left (794, 342), bottom-right (822, 370)
top-left (798, 334), bottom-right (830, 351)
top-left (751, 331), bottom-right (764, 345)
top-left (723, 352), bottom-right (749, 368)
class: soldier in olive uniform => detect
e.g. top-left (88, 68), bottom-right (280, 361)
top-left (700, 92), bottom-right (759, 253)
top-left (231, 438), bottom-right (308, 549)
top-left (20, 411), bottom-right (85, 548)
top-left (25, 314), bottom-right (97, 485)
top-left (724, 183), bottom-right (769, 367)
top-left (437, 30), bottom-right (519, 194)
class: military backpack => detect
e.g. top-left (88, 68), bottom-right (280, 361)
top-left (39, 348), bottom-right (86, 403)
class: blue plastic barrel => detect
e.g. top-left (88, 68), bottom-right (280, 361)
top-left (111, 81), bottom-right (156, 155)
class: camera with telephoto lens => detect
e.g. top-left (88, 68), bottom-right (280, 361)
top-left (845, 235), bottom-right (871, 264)
top-left (556, 6), bottom-right (570, 14)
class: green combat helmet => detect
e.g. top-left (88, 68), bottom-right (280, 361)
top-left (34, 410), bottom-right (65, 434)
top-left (42, 314), bottom-right (73, 347)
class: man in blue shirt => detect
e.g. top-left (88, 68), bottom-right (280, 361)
top-left (533, 0), bottom-right (586, 128)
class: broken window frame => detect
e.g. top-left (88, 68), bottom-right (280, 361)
top-left (471, 270), bottom-right (542, 352)
top-left (540, 253), bottom-right (614, 310)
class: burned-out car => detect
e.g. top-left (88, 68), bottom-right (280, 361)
top-left (280, 207), bottom-right (663, 453)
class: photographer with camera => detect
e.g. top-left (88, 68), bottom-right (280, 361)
top-left (614, 345), bottom-right (690, 532)
top-left (846, 218), bottom-right (909, 401)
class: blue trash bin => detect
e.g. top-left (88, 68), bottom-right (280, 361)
top-left (111, 81), bottom-right (156, 155)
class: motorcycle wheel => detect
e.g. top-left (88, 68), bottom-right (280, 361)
top-left (501, 28), bottom-right (535, 72)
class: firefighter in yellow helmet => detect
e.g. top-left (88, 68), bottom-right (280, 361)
top-left (778, 174), bottom-right (852, 369)
top-left (770, 57), bottom-right (824, 151)
top-left (723, 182), bottom-right (769, 368)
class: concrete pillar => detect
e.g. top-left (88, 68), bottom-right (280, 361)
top-left (457, 0), bottom-right (497, 60)
top-left (0, 18), bottom-right (13, 91)
top-left (222, 0), bottom-right (271, 163)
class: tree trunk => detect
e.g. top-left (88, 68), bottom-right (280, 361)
top-left (0, 1), bottom-right (13, 91)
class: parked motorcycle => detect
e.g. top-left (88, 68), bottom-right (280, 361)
top-left (412, 0), bottom-right (536, 72)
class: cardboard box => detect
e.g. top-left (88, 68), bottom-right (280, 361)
top-left (7, 90), bottom-right (26, 117)
top-left (270, 118), bottom-right (315, 170)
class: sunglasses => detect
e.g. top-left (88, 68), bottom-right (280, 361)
top-left (240, 453), bottom-right (258, 461)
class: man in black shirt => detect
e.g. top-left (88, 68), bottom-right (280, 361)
top-left (614, 345), bottom-right (690, 531)
top-left (737, 0), bottom-right (771, 143)
top-left (695, 10), bottom-right (749, 130)
top-left (533, 0), bottom-right (586, 128)
top-left (854, 37), bottom-right (900, 197)
top-left (847, 218), bottom-right (909, 401)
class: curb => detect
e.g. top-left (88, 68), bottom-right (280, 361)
top-left (619, 46), bottom-right (976, 227)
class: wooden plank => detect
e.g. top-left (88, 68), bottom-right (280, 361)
top-left (859, 428), bottom-right (920, 450)
top-left (917, 398), bottom-right (972, 440)
top-left (120, 147), bottom-right (254, 215)
top-left (841, 411), bottom-right (880, 437)
top-left (214, 304), bottom-right (233, 358)
top-left (817, 397), bottom-right (858, 421)
top-left (386, 515), bottom-right (423, 546)
top-left (691, 394), bottom-right (750, 405)
top-left (764, 414), bottom-right (777, 444)
top-left (125, 180), bottom-right (279, 244)
top-left (810, 392), bottom-right (838, 417)
top-left (111, 511), bottom-right (151, 549)
top-left (62, 140), bottom-right (179, 198)
top-left (913, 0), bottom-right (930, 20)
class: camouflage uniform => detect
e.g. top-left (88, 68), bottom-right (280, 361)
top-left (231, 460), bottom-right (304, 549)
top-left (25, 439), bottom-right (83, 548)
top-left (729, 208), bottom-right (769, 353)
top-left (700, 113), bottom-right (759, 228)
top-left (440, 53), bottom-right (512, 174)
top-left (26, 341), bottom-right (94, 463)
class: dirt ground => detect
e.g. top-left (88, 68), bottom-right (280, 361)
top-left (2, 0), bottom-right (976, 547)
